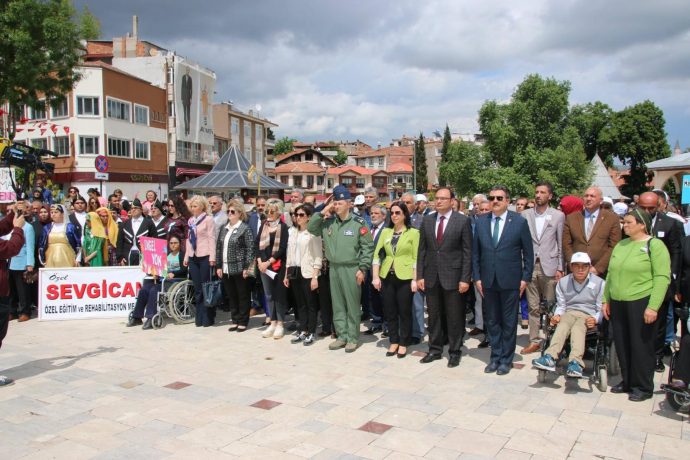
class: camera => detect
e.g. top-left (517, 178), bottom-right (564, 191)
top-left (1, 142), bottom-right (57, 199)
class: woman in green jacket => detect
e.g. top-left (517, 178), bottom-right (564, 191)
top-left (603, 209), bottom-right (670, 401)
top-left (372, 201), bottom-right (420, 358)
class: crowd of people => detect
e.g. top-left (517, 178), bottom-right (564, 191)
top-left (1, 181), bottom-right (689, 402)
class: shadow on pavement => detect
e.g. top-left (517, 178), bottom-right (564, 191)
top-left (2, 346), bottom-right (120, 381)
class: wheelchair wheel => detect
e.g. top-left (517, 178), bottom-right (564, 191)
top-left (597, 367), bottom-right (608, 392)
top-left (608, 341), bottom-right (620, 376)
top-left (665, 391), bottom-right (690, 412)
top-left (169, 280), bottom-right (195, 324)
top-left (152, 313), bottom-right (163, 329)
top-left (537, 369), bottom-right (547, 383)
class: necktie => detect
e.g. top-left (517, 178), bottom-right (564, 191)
top-left (371, 225), bottom-right (378, 241)
top-left (436, 216), bottom-right (445, 244)
top-left (586, 214), bottom-right (594, 240)
top-left (492, 216), bottom-right (501, 247)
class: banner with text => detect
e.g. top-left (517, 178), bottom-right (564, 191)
top-left (0, 167), bottom-right (18, 203)
top-left (39, 266), bottom-right (143, 321)
top-left (140, 236), bottom-right (168, 277)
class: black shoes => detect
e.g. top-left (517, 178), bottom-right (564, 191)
top-left (420, 353), bottom-right (442, 364)
top-left (447, 353), bottom-right (461, 368)
top-left (364, 325), bottom-right (383, 335)
top-left (610, 382), bottom-right (630, 394)
top-left (409, 337), bottom-right (421, 345)
top-left (655, 358), bottom-right (665, 373)
top-left (497, 364), bottom-right (512, 375)
top-left (142, 318), bottom-right (153, 330)
top-left (628, 391), bottom-right (653, 402)
top-left (478, 340), bottom-right (490, 348)
top-left (484, 362), bottom-right (499, 373)
top-left (127, 317), bottom-right (143, 327)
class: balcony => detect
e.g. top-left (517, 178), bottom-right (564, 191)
top-left (175, 149), bottom-right (217, 165)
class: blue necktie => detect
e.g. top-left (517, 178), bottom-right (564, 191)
top-left (492, 216), bottom-right (501, 247)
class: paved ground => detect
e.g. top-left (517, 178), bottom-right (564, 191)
top-left (0, 313), bottom-right (688, 460)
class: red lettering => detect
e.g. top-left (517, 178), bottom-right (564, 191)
top-left (109, 283), bottom-right (121, 297)
top-left (60, 284), bottom-right (72, 299)
top-left (73, 284), bottom-right (87, 299)
top-left (87, 284), bottom-right (100, 298)
top-left (47, 284), bottom-right (58, 300)
top-left (122, 283), bottom-right (135, 297)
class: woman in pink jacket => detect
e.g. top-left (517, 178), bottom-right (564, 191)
top-left (184, 195), bottom-right (217, 327)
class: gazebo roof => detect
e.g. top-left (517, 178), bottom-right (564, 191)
top-left (646, 152), bottom-right (690, 171)
top-left (175, 145), bottom-right (286, 191)
top-left (591, 155), bottom-right (623, 199)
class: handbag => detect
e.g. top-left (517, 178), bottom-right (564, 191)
top-left (202, 269), bottom-right (223, 308)
top-left (286, 266), bottom-right (300, 280)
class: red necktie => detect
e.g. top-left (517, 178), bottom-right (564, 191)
top-left (436, 216), bottom-right (445, 244)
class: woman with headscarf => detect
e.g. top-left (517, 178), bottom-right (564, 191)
top-left (83, 208), bottom-right (119, 267)
top-left (559, 195), bottom-right (584, 216)
top-left (39, 204), bottom-right (81, 268)
top-left (603, 209), bottom-right (671, 401)
top-left (38, 204), bottom-right (52, 228)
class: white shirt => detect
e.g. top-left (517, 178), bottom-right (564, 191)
top-left (152, 215), bottom-right (166, 227)
top-left (491, 210), bottom-right (508, 241)
top-left (131, 216), bottom-right (143, 236)
top-left (435, 209), bottom-right (453, 237)
top-left (370, 221), bottom-right (384, 242)
top-left (534, 208), bottom-right (548, 239)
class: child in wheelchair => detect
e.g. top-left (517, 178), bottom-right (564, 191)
top-left (532, 252), bottom-right (605, 378)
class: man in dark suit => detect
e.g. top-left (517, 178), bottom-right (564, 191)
top-left (116, 199), bottom-right (156, 266)
top-left (247, 196), bottom-right (266, 239)
top-left (364, 204), bottom-right (387, 335)
top-left (638, 191), bottom-right (683, 372)
top-left (473, 185), bottom-right (534, 375)
top-left (150, 200), bottom-right (170, 240)
top-left (417, 187), bottom-right (473, 368)
top-left (563, 186), bottom-right (621, 277)
top-left (181, 67), bottom-right (193, 136)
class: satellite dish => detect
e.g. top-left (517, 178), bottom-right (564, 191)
top-left (255, 104), bottom-right (262, 112)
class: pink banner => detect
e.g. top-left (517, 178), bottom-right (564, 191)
top-left (140, 237), bottom-right (168, 277)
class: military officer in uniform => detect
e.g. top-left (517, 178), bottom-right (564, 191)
top-left (308, 185), bottom-right (374, 352)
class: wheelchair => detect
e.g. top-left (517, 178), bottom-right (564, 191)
top-left (128, 278), bottom-right (196, 329)
top-left (535, 301), bottom-right (619, 392)
top-left (660, 306), bottom-right (690, 412)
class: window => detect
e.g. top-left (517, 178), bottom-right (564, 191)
top-left (305, 152), bottom-right (313, 161)
top-left (151, 110), bottom-right (164, 123)
top-left (306, 176), bottom-right (314, 189)
top-left (53, 136), bottom-right (70, 157)
top-left (378, 157), bottom-right (384, 168)
top-left (135, 141), bottom-right (149, 160)
top-left (356, 180), bottom-right (365, 189)
top-left (243, 121), bottom-right (252, 148)
top-left (51, 99), bottom-right (68, 118)
top-left (327, 178), bottom-right (334, 188)
top-left (108, 137), bottom-right (130, 158)
top-left (293, 175), bottom-right (302, 187)
top-left (214, 138), bottom-right (228, 154)
top-left (254, 125), bottom-right (263, 142)
top-left (77, 96), bottom-right (99, 116)
top-left (243, 146), bottom-right (251, 161)
top-left (317, 176), bottom-right (324, 186)
top-left (231, 118), bottom-right (239, 135)
top-left (134, 105), bottom-right (149, 125)
top-left (367, 159), bottom-right (373, 168)
top-left (107, 98), bottom-right (130, 121)
top-left (280, 175), bottom-right (288, 184)
top-left (342, 177), bottom-right (353, 185)
top-left (31, 138), bottom-right (47, 149)
top-left (79, 136), bottom-right (99, 155)
top-left (373, 176), bottom-right (386, 188)
top-left (30, 102), bottom-right (47, 120)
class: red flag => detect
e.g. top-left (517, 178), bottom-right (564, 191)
top-left (51, 124), bottom-right (58, 134)
top-left (64, 126), bottom-right (70, 134)
top-left (15, 128), bottom-right (23, 132)
top-left (28, 128), bottom-right (35, 132)
top-left (0, 108), bottom-right (5, 116)
top-left (40, 129), bottom-right (46, 135)
top-left (19, 117), bottom-right (28, 124)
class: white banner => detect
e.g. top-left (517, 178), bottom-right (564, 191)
top-left (0, 167), bottom-right (18, 203)
top-left (38, 266), bottom-right (143, 321)
top-left (175, 58), bottom-right (215, 146)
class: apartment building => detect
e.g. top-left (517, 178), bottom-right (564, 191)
top-left (268, 148), bottom-right (336, 195)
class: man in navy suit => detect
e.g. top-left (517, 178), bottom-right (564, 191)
top-left (473, 185), bottom-right (534, 375)
top-left (364, 204), bottom-right (387, 334)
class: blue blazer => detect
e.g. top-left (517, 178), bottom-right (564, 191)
top-left (9, 222), bottom-right (35, 270)
top-left (39, 222), bottom-right (81, 265)
top-left (472, 210), bottom-right (534, 290)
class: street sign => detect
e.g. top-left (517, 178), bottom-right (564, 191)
top-left (95, 172), bottom-right (109, 180)
top-left (95, 155), bottom-right (109, 173)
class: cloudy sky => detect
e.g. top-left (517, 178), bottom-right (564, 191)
top-left (77, 0), bottom-right (690, 150)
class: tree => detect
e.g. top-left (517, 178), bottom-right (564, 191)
top-left (79, 5), bottom-right (100, 40)
top-left (568, 101), bottom-right (614, 164)
top-left (479, 74), bottom-right (571, 166)
top-left (0, 0), bottom-right (92, 137)
top-left (439, 140), bottom-right (484, 199)
top-left (273, 136), bottom-right (296, 156)
top-left (438, 124), bottom-right (452, 186)
top-left (333, 149), bottom-right (347, 165)
top-left (599, 100), bottom-right (670, 196)
top-left (414, 132), bottom-right (428, 192)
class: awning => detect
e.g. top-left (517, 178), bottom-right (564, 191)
top-left (176, 167), bottom-right (209, 177)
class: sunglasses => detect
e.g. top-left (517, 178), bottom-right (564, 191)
top-left (229, 209), bottom-right (236, 214)
top-left (488, 195), bottom-right (505, 202)
top-left (294, 212), bottom-right (306, 217)
top-left (391, 210), bottom-right (403, 215)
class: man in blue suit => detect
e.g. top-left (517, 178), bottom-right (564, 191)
top-left (473, 185), bottom-right (534, 375)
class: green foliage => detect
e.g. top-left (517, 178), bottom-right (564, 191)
top-left (599, 100), bottom-right (670, 196)
top-left (438, 124), bottom-right (452, 186)
top-left (414, 132), bottom-right (428, 192)
top-left (273, 136), bottom-right (296, 156)
top-left (79, 5), bottom-right (100, 40)
top-left (0, 0), bottom-right (87, 137)
top-left (439, 141), bottom-right (485, 199)
top-left (333, 149), bottom-right (348, 165)
top-left (568, 101), bottom-right (614, 165)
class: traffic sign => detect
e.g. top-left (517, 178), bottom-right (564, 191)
top-left (95, 155), bottom-right (109, 173)
top-left (95, 172), bottom-right (109, 180)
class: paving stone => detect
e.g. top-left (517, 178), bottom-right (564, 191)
top-left (437, 427), bottom-right (508, 457)
top-left (250, 398), bottom-right (282, 410)
top-left (572, 431), bottom-right (644, 459)
top-left (643, 433), bottom-right (690, 458)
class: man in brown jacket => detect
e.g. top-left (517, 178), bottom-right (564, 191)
top-left (563, 186), bottom-right (621, 277)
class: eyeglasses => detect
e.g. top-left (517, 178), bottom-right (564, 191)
top-left (294, 212), bottom-right (306, 217)
top-left (391, 210), bottom-right (403, 215)
top-left (168, 203), bottom-right (175, 207)
top-left (229, 209), bottom-right (236, 215)
top-left (488, 195), bottom-right (505, 202)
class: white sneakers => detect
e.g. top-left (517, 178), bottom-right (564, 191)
top-left (261, 323), bottom-right (284, 339)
